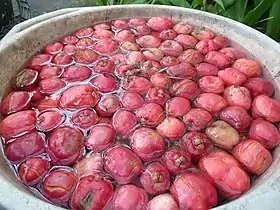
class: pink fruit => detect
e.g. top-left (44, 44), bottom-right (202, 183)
top-left (5, 131), bottom-right (45, 163)
top-left (183, 108), bottom-right (213, 131)
top-left (213, 36), bottom-right (230, 48)
top-left (191, 29), bottom-right (215, 40)
top-left (39, 66), bottom-right (62, 79)
top-left (178, 49), bottom-right (204, 65)
top-left (120, 91), bottom-right (144, 110)
top-left (30, 87), bottom-right (44, 102)
top-left (159, 29), bottom-right (177, 41)
top-left (18, 157), bottom-right (50, 186)
top-left (244, 78), bottom-right (274, 97)
top-left (206, 120), bottom-right (240, 150)
top-left (195, 63), bottom-right (218, 76)
top-left (92, 29), bottom-right (114, 39)
top-left (147, 194), bottom-right (179, 210)
top-left (150, 73), bottom-right (172, 89)
top-left (0, 110), bottom-right (36, 139)
top-left (59, 85), bottom-right (100, 109)
top-left (63, 35), bottom-right (79, 44)
top-left (112, 109), bottom-right (137, 135)
top-left (128, 18), bottom-right (146, 28)
top-left (28, 54), bottom-right (52, 71)
top-left (126, 51), bottom-right (145, 65)
top-left (166, 97), bottom-right (191, 117)
top-left (122, 76), bottom-right (151, 94)
top-left (70, 175), bottom-right (113, 210)
top-left (219, 47), bottom-right (246, 60)
top-left (37, 110), bottom-right (65, 132)
top-left (94, 58), bottom-right (115, 73)
top-left (131, 127), bottom-right (165, 161)
top-left (74, 152), bottom-right (103, 178)
top-left (91, 74), bottom-right (117, 93)
top-left (175, 34), bottom-right (198, 49)
top-left (198, 76), bottom-right (224, 93)
top-left (1, 91), bottom-right (31, 114)
top-left (47, 126), bottom-right (84, 166)
top-left (140, 162), bottom-right (170, 194)
top-left (170, 172), bottom-right (218, 209)
top-left (39, 78), bottom-right (66, 94)
top-left (133, 24), bottom-right (152, 36)
top-left (232, 139), bottom-right (272, 175)
top-left (98, 117), bottom-right (112, 125)
top-left (136, 103), bottom-right (165, 127)
top-left (73, 49), bottom-right (98, 64)
top-left (145, 87), bottom-right (170, 106)
top-left (162, 147), bottom-right (191, 174)
top-left (233, 58), bottom-right (261, 77)
top-left (220, 106), bottom-right (252, 131)
top-left (142, 48), bottom-right (164, 62)
top-left (115, 64), bottom-right (135, 78)
top-left (44, 42), bottom-right (63, 55)
top-left (173, 22), bottom-right (193, 34)
top-left (156, 117), bottom-right (185, 141)
top-left (195, 39), bottom-right (220, 54)
top-left (159, 40), bottom-right (183, 56)
top-left (41, 169), bottom-right (78, 205)
top-left (198, 150), bottom-right (250, 199)
top-left (120, 41), bottom-right (140, 52)
top-left (86, 124), bottom-right (116, 152)
top-left (76, 37), bottom-right (95, 49)
top-left (218, 67), bottom-right (247, 85)
top-left (194, 93), bottom-right (228, 114)
top-left (223, 85), bottom-right (252, 110)
top-left (52, 52), bottom-right (73, 66)
top-left (104, 146), bottom-right (142, 184)
top-left (112, 19), bottom-right (128, 30)
top-left (93, 38), bottom-right (118, 55)
top-left (62, 65), bottom-right (92, 82)
top-left (249, 119), bottom-right (280, 149)
top-left (205, 51), bottom-right (231, 69)
top-left (137, 35), bottom-right (161, 48)
top-left (95, 94), bottom-right (120, 117)
top-left (167, 62), bottom-right (197, 79)
top-left (63, 44), bottom-right (77, 55)
top-left (181, 131), bottom-right (211, 162)
top-left (14, 68), bottom-right (38, 90)
top-left (115, 29), bottom-right (136, 42)
top-left (93, 23), bottom-right (111, 30)
top-left (74, 27), bottom-right (94, 38)
top-left (140, 60), bottom-right (162, 76)
top-left (35, 98), bottom-right (59, 112)
top-left (160, 56), bottom-right (180, 67)
top-left (71, 109), bottom-right (99, 129)
top-left (170, 79), bottom-right (200, 100)
top-left (147, 17), bottom-right (173, 31)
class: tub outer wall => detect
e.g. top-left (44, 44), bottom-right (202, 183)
top-left (0, 5), bottom-right (280, 210)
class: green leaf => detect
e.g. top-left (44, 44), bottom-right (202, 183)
top-left (243, 0), bottom-right (276, 26)
top-left (191, 0), bottom-right (203, 8)
top-left (132, 0), bottom-right (150, 3)
top-left (223, 0), bottom-right (248, 21)
top-left (213, 0), bottom-right (226, 10)
top-left (266, 0), bottom-right (280, 39)
top-left (96, 0), bottom-right (107, 5)
top-left (169, 0), bottom-right (190, 7)
top-left (254, 0), bottom-right (262, 7)
top-left (155, 0), bottom-right (170, 4)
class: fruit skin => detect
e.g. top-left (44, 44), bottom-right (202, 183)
top-left (160, 29), bottom-right (177, 41)
top-left (18, 157), bottom-right (50, 186)
top-left (5, 131), bottom-right (45, 163)
top-left (178, 49), bottom-right (204, 65)
top-left (213, 36), bottom-right (230, 48)
top-left (120, 91), bottom-right (144, 110)
top-left (170, 79), bottom-right (200, 100)
top-left (219, 47), bottom-right (246, 60)
top-left (91, 74), bottom-right (117, 93)
top-left (126, 51), bottom-right (145, 65)
top-left (175, 34), bottom-right (198, 49)
top-left (244, 77), bottom-right (274, 97)
top-left (140, 162), bottom-right (170, 195)
top-left (140, 60), bottom-right (162, 76)
top-left (62, 65), bottom-right (92, 82)
top-left (73, 49), bottom-right (98, 65)
top-left (181, 131), bottom-right (211, 162)
top-left (166, 97), bottom-right (191, 117)
top-left (104, 146), bottom-right (143, 184)
top-left (39, 78), bottom-right (66, 95)
top-left (218, 68), bottom-right (247, 86)
top-left (93, 58), bottom-right (115, 74)
top-left (35, 98), bottom-right (59, 112)
top-left (251, 95), bottom-right (280, 122)
top-left (145, 87), bottom-right (170, 106)
top-left (147, 17), bottom-right (173, 31)
top-left (86, 124), bottom-right (116, 152)
top-left (74, 27), bottom-right (94, 38)
top-left (183, 108), bottom-right (213, 131)
top-left (122, 76), bottom-right (152, 94)
top-left (1, 91), bottom-right (31, 114)
top-left (170, 171), bottom-right (218, 210)
top-left (108, 185), bottom-right (148, 210)
top-left (162, 147), bottom-right (191, 174)
top-left (28, 54), bottom-right (52, 71)
top-left (137, 35), bottom-right (161, 48)
top-left (41, 168), bottom-right (78, 205)
top-left (0, 110), bottom-right (36, 140)
top-left (205, 120), bottom-right (240, 150)
top-left (159, 40), bottom-right (184, 56)
top-left (93, 38), bottom-right (118, 55)
top-left (191, 29), bottom-right (215, 40)
top-left (198, 76), bottom-right (224, 94)
top-left (52, 52), bottom-right (73, 66)
top-left (156, 117), bottom-right (185, 141)
top-left (95, 94), bottom-right (120, 117)
top-left (112, 109), bottom-right (137, 135)
top-left (160, 56), bottom-right (180, 67)
top-left (220, 106), bottom-right (252, 131)
top-left (195, 39), bottom-right (220, 54)
top-left (194, 93), bottom-right (228, 114)
top-left (130, 127), bottom-right (165, 161)
top-left (47, 126), bottom-right (85, 166)
top-left (71, 109), bottom-right (99, 129)
top-left (198, 150), bottom-right (250, 200)
top-left (37, 110), bottom-right (65, 132)
top-left (136, 102), bottom-right (165, 127)
top-left (205, 51), bottom-right (231, 69)
top-left (14, 68), bottom-right (38, 90)
top-left (195, 63), bottom-right (218, 76)
top-left (143, 48), bottom-right (164, 62)
top-left (173, 22), bottom-right (193, 34)
top-left (233, 58), bottom-right (262, 77)
top-left (39, 66), bottom-right (62, 79)
top-left (167, 62), bottom-right (197, 79)
top-left (249, 119), bottom-right (280, 149)
top-left (147, 194), bottom-right (179, 210)
top-left (115, 29), bottom-right (136, 42)
top-left (232, 139), bottom-right (272, 175)
top-left (150, 73), bottom-right (172, 89)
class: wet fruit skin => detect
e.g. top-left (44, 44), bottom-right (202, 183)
top-left (112, 109), bottom-right (137, 135)
top-left (145, 87), bottom-right (170, 106)
top-left (162, 147), bottom-right (191, 174)
top-left (39, 66), bottom-right (62, 79)
top-left (1, 91), bottom-right (31, 114)
top-left (170, 79), bottom-right (200, 100)
top-left (147, 17), bottom-right (173, 31)
top-left (244, 78), bottom-right (274, 97)
top-left (147, 194), bottom-right (179, 210)
top-left (156, 117), bottom-right (185, 141)
top-left (195, 63), bottom-right (218, 77)
top-left (181, 132), bottom-right (211, 162)
top-left (170, 172), bottom-right (218, 210)
top-left (123, 76), bottom-right (152, 94)
top-left (140, 162), bottom-right (170, 195)
top-left (219, 47), bottom-right (246, 60)
top-left (108, 185), bottom-right (149, 210)
top-left (39, 78), bottom-right (66, 95)
top-left (14, 68), bottom-right (38, 90)
top-left (150, 73), bottom-right (172, 89)
top-left (120, 91), bottom-right (144, 110)
top-left (205, 51), bottom-right (231, 69)
top-left (62, 65), bottom-right (92, 82)
top-left (91, 74), bottom-right (117, 93)
top-left (167, 62), bottom-right (197, 79)
top-left (232, 139), bottom-right (272, 175)
top-left (183, 108), bottom-right (213, 131)
top-left (37, 110), bottom-right (65, 132)
top-left (233, 58), bottom-right (262, 77)
top-left (198, 150), bottom-right (250, 200)
top-left (18, 157), bottom-right (50, 186)
top-left (71, 109), bottom-right (99, 129)
top-left (178, 49), bottom-right (204, 65)
top-left (41, 169), bottom-right (78, 205)
top-left (130, 127), bottom-right (165, 161)
top-left (218, 68), bottom-right (247, 86)
top-left (104, 146), bottom-right (143, 184)
top-left (249, 119), bottom-right (280, 149)
top-left (95, 94), bottom-right (120, 117)
top-left (194, 93), bottom-right (228, 114)
top-left (198, 76), bottom-right (224, 93)
top-left (166, 97), bottom-right (191, 117)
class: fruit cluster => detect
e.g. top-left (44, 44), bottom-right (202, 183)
top-left (0, 16), bottom-right (278, 210)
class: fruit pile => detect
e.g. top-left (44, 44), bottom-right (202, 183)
top-left (0, 16), bottom-right (279, 210)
